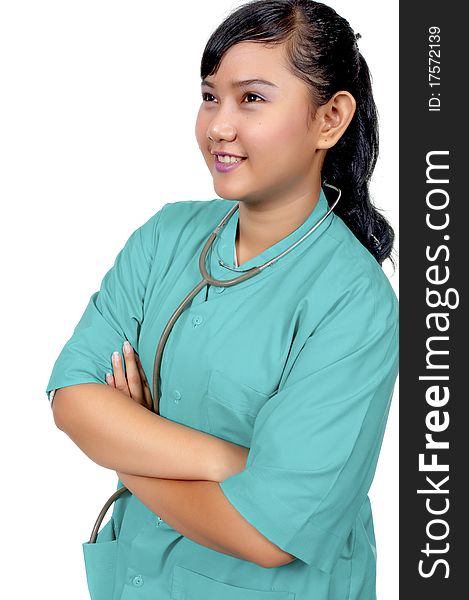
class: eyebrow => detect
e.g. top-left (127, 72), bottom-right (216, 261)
top-left (201, 78), bottom-right (279, 89)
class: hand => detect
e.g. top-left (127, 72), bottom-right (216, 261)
top-left (106, 341), bottom-right (153, 411)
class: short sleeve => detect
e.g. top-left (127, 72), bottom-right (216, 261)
top-left (45, 204), bottom-right (167, 404)
top-left (218, 274), bottom-right (399, 572)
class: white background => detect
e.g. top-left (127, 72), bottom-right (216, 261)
top-left (0, 1), bottom-right (398, 598)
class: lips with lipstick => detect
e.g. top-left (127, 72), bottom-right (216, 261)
top-left (211, 150), bottom-right (247, 171)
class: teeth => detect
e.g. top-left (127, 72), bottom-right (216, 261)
top-left (216, 155), bottom-right (244, 163)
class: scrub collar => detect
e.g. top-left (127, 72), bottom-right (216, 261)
top-left (214, 186), bottom-right (332, 274)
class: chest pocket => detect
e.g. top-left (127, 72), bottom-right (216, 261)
top-left (171, 565), bottom-right (296, 599)
top-left (205, 369), bottom-right (271, 447)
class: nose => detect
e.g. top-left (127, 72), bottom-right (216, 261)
top-left (207, 110), bottom-right (238, 143)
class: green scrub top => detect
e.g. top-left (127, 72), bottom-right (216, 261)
top-left (45, 186), bottom-right (399, 600)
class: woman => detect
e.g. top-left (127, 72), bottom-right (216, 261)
top-left (46, 1), bottom-right (398, 598)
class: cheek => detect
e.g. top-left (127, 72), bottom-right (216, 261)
top-left (257, 122), bottom-right (308, 170)
top-left (278, 110), bottom-right (309, 145)
top-left (194, 110), bottom-right (207, 143)
top-left (257, 109), bottom-right (309, 153)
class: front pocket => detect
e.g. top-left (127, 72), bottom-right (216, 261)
top-left (82, 518), bottom-right (118, 600)
top-left (171, 565), bottom-right (296, 599)
top-left (206, 369), bottom-right (271, 446)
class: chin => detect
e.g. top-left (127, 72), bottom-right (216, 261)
top-left (212, 183), bottom-right (243, 202)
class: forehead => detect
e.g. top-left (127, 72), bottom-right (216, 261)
top-left (204, 41), bottom-right (291, 85)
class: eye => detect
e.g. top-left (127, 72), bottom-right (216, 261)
top-left (243, 92), bottom-right (264, 103)
top-left (201, 92), bottom-right (264, 103)
top-left (201, 92), bottom-right (215, 102)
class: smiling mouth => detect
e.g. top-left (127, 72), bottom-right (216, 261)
top-left (213, 155), bottom-right (247, 172)
top-left (214, 156), bottom-right (247, 163)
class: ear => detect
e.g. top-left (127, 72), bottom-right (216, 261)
top-left (316, 91), bottom-right (357, 149)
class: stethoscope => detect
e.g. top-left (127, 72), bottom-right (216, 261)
top-left (87, 181), bottom-right (341, 543)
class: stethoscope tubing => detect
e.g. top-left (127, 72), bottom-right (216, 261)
top-left (151, 227), bottom-right (263, 415)
top-left (88, 183), bottom-right (340, 543)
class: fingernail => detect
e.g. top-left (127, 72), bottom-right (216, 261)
top-left (123, 341), bottom-right (132, 354)
top-left (105, 373), bottom-right (112, 383)
top-left (112, 351), bottom-right (120, 363)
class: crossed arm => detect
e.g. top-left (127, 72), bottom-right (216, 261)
top-left (52, 383), bottom-right (296, 568)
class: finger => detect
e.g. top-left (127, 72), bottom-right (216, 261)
top-left (122, 341), bottom-right (145, 401)
top-left (135, 355), bottom-right (153, 410)
top-left (143, 385), bottom-right (154, 411)
top-left (105, 373), bottom-right (115, 387)
top-left (112, 351), bottom-right (130, 395)
top-left (135, 354), bottom-right (150, 388)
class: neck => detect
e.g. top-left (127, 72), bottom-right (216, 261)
top-left (234, 186), bottom-right (322, 267)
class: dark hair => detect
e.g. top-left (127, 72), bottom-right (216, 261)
top-left (200, 0), bottom-right (396, 269)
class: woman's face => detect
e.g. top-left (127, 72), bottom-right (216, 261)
top-left (195, 41), bottom-right (327, 207)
